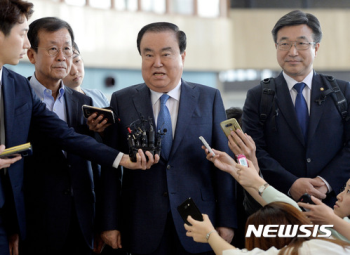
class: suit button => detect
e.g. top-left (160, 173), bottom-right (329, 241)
top-left (167, 165), bottom-right (171, 170)
top-left (163, 192), bottom-right (168, 197)
top-left (306, 158), bottom-right (311, 163)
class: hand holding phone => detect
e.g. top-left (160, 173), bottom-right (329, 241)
top-left (177, 197), bottom-right (203, 226)
top-left (199, 136), bottom-right (215, 156)
top-left (0, 143), bottom-right (32, 158)
top-left (220, 118), bottom-right (242, 137)
top-left (82, 105), bottom-right (115, 124)
top-left (236, 154), bottom-right (248, 167)
top-left (298, 193), bottom-right (315, 212)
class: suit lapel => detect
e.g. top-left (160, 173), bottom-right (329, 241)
top-left (307, 73), bottom-right (326, 143)
top-left (274, 73), bottom-right (305, 145)
top-left (132, 84), bottom-right (155, 126)
top-left (64, 87), bottom-right (77, 127)
top-left (2, 68), bottom-right (15, 146)
top-left (170, 81), bottom-right (198, 158)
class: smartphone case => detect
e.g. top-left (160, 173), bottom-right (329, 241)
top-left (82, 105), bottom-right (115, 124)
top-left (177, 197), bottom-right (203, 225)
top-left (297, 193), bottom-right (315, 212)
top-left (220, 118), bottom-right (242, 137)
top-left (0, 142), bottom-right (33, 158)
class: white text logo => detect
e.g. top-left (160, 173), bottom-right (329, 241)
top-left (246, 225), bottom-right (333, 238)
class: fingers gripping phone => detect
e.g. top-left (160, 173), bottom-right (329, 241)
top-left (220, 118), bottom-right (242, 137)
top-left (177, 197), bottom-right (203, 226)
top-left (0, 143), bottom-right (32, 158)
top-left (298, 193), bottom-right (315, 212)
top-left (199, 136), bottom-right (215, 156)
top-left (236, 154), bottom-right (248, 167)
top-left (82, 105), bottom-right (115, 124)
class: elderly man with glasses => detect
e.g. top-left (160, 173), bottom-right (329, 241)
top-left (242, 10), bottom-right (350, 209)
top-left (22, 17), bottom-right (108, 255)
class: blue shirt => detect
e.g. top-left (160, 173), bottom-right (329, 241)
top-left (30, 74), bottom-right (67, 122)
top-left (82, 88), bottom-right (109, 108)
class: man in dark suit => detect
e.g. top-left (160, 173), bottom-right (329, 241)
top-left (0, 2), bottom-right (156, 255)
top-left (242, 10), bottom-right (350, 207)
top-left (99, 22), bottom-right (237, 255)
top-left (20, 17), bottom-right (102, 255)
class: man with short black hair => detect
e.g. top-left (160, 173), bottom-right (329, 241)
top-left (243, 10), bottom-right (350, 207)
top-left (0, 2), bottom-right (156, 254)
top-left (99, 22), bottom-right (237, 255)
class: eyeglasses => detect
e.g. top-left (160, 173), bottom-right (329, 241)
top-left (36, 46), bottom-right (73, 57)
top-left (276, 41), bottom-right (316, 51)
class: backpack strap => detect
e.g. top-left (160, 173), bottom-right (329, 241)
top-left (259, 78), bottom-right (277, 131)
top-left (319, 74), bottom-right (349, 121)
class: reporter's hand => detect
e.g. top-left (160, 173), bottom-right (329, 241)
top-left (87, 113), bottom-right (111, 133)
top-left (202, 146), bottom-right (237, 176)
top-left (0, 145), bottom-right (22, 169)
top-left (120, 149), bottom-right (159, 170)
top-left (299, 196), bottom-right (336, 225)
top-left (101, 230), bottom-right (122, 249)
top-left (235, 160), bottom-right (265, 189)
top-left (290, 178), bottom-right (327, 201)
top-left (228, 130), bottom-right (259, 171)
top-left (185, 214), bottom-right (216, 243)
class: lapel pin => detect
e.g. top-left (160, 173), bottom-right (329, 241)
top-left (320, 87), bottom-right (324, 91)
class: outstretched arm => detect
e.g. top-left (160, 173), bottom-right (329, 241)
top-left (185, 215), bottom-right (235, 255)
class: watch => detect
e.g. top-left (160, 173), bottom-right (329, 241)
top-left (258, 183), bottom-right (269, 196)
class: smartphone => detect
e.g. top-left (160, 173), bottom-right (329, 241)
top-left (236, 154), bottom-right (248, 167)
top-left (220, 118), bottom-right (242, 137)
top-left (0, 142), bottom-right (32, 158)
top-left (199, 136), bottom-right (215, 156)
top-left (82, 105), bottom-right (115, 124)
top-left (297, 193), bottom-right (315, 212)
top-left (177, 197), bottom-right (203, 226)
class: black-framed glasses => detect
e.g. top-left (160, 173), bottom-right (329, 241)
top-left (276, 41), bottom-right (316, 51)
top-left (36, 46), bottom-right (73, 57)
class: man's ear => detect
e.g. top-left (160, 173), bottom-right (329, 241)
top-left (27, 48), bottom-right (36, 64)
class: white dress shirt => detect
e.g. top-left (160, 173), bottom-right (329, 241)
top-left (283, 71), bottom-right (331, 192)
top-left (150, 80), bottom-right (182, 138)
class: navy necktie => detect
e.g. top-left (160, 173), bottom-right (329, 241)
top-left (157, 94), bottom-right (172, 160)
top-left (294, 82), bottom-right (309, 143)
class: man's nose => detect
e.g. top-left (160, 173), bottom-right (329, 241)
top-left (288, 43), bottom-right (298, 55)
top-left (56, 49), bottom-right (66, 61)
top-left (153, 55), bottom-right (162, 67)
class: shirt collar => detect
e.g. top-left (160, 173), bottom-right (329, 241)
top-left (283, 70), bottom-right (313, 92)
top-left (150, 80), bottom-right (182, 106)
top-left (30, 73), bottom-right (65, 101)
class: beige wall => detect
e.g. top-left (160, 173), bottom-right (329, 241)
top-left (30, 0), bottom-right (233, 71)
top-left (230, 9), bottom-right (350, 71)
top-left (27, 2), bottom-right (350, 72)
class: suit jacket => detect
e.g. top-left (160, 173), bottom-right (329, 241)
top-left (243, 72), bottom-right (350, 206)
top-left (0, 67), bottom-right (119, 241)
top-left (100, 80), bottom-right (237, 254)
top-left (23, 86), bottom-right (97, 252)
